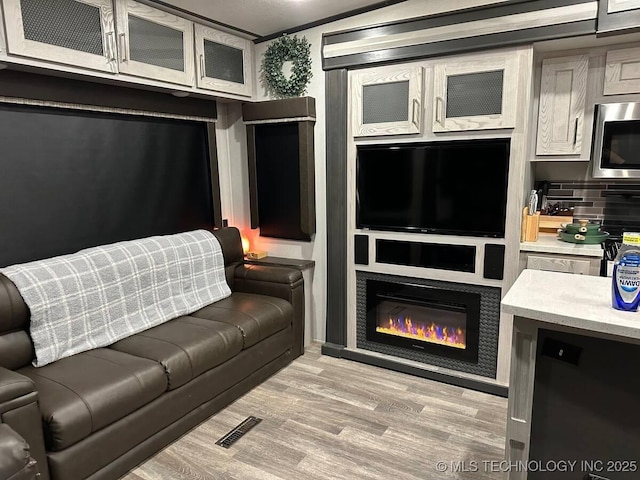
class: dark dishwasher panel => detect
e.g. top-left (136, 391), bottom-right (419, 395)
top-left (529, 330), bottom-right (640, 480)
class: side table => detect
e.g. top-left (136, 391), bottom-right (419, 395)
top-left (243, 256), bottom-right (316, 347)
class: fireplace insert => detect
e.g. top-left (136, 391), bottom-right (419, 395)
top-left (366, 280), bottom-right (480, 362)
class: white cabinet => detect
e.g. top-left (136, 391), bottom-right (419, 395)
top-left (607, 0), bottom-right (640, 13)
top-left (195, 24), bottom-right (252, 97)
top-left (536, 55), bottom-right (588, 156)
top-left (432, 52), bottom-right (519, 132)
top-left (604, 46), bottom-right (640, 95)
top-left (523, 253), bottom-right (601, 276)
top-left (351, 64), bottom-right (423, 137)
top-left (1, 0), bottom-right (117, 73)
top-left (115, 0), bottom-right (195, 86)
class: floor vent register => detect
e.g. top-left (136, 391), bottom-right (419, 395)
top-left (215, 416), bottom-right (263, 448)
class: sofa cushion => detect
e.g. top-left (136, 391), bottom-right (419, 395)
top-left (18, 349), bottom-right (166, 451)
top-left (190, 292), bottom-right (292, 349)
top-left (109, 316), bottom-right (243, 390)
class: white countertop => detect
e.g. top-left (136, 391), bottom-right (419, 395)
top-left (520, 233), bottom-right (604, 258)
top-left (502, 269), bottom-right (640, 341)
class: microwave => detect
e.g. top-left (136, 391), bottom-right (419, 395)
top-left (592, 102), bottom-right (640, 178)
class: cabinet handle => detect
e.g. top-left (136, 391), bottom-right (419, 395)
top-left (411, 98), bottom-right (420, 129)
top-left (105, 32), bottom-right (116, 62)
top-left (573, 117), bottom-right (579, 147)
top-left (118, 33), bottom-right (127, 62)
top-left (200, 54), bottom-right (205, 79)
top-left (435, 97), bottom-right (443, 125)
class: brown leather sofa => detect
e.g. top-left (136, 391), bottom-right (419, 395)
top-left (0, 227), bottom-right (304, 480)
top-left (0, 424), bottom-right (38, 480)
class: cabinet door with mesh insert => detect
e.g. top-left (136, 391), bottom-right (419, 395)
top-left (433, 51), bottom-right (519, 132)
top-left (351, 64), bottom-right (424, 137)
top-left (115, 0), bottom-right (195, 86)
top-left (195, 24), bottom-right (253, 97)
top-left (2, 0), bottom-right (117, 73)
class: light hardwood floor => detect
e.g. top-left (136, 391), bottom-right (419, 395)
top-left (123, 344), bottom-right (508, 480)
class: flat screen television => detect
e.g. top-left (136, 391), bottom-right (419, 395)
top-left (356, 139), bottom-right (510, 238)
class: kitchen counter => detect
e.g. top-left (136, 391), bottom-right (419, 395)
top-left (502, 269), bottom-right (640, 340)
top-left (520, 233), bottom-right (603, 258)
top-left (503, 269), bottom-right (640, 480)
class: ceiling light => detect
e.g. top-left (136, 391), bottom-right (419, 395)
top-left (171, 90), bottom-right (190, 98)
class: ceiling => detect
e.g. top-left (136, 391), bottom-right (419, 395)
top-left (158, 0), bottom-right (398, 38)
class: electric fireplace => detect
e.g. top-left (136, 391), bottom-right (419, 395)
top-left (366, 280), bottom-right (480, 362)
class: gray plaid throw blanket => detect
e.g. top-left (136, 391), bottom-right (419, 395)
top-left (1, 230), bottom-right (231, 367)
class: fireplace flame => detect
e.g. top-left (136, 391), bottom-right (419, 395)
top-left (377, 316), bottom-right (466, 349)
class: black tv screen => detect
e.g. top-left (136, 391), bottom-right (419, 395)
top-left (356, 139), bottom-right (510, 238)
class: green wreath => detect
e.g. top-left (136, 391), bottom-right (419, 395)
top-left (262, 35), bottom-right (312, 98)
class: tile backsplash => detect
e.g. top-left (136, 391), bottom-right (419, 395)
top-left (546, 181), bottom-right (640, 222)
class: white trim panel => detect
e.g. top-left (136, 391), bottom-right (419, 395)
top-left (323, 2), bottom-right (598, 59)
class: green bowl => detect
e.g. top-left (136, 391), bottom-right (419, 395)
top-left (563, 221), bottom-right (602, 234)
top-left (559, 231), bottom-right (609, 244)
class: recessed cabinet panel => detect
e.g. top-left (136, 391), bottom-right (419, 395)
top-left (526, 255), bottom-right (592, 275)
top-left (351, 64), bottom-right (423, 137)
top-left (604, 46), bottom-right (640, 95)
top-left (536, 55), bottom-right (588, 156)
top-left (608, 0), bottom-right (640, 13)
top-left (433, 52), bottom-right (518, 132)
top-left (2, 0), bottom-right (117, 73)
top-left (195, 24), bottom-right (253, 97)
top-left (116, 0), bottom-right (195, 86)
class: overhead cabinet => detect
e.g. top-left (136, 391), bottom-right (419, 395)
top-left (536, 55), bottom-right (588, 156)
top-left (604, 46), bottom-right (640, 95)
top-left (351, 64), bottom-right (424, 137)
top-left (598, 0), bottom-right (640, 34)
top-left (1, 0), bottom-right (117, 73)
top-left (115, 0), bottom-right (195, 86)
top-left (195, 24), bottom-right (253, 97)
top-left (432, 52), bottom-right (519, 132)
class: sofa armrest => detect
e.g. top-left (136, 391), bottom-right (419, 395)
top-left (0, 424), bottom-right (38, 480)
top-left (0, 368), bottom-right (48, 480)
top-left (234, 264), bottom-right (305, 357)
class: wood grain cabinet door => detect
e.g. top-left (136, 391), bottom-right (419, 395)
top-left (194, 24), bottom-right (253, 97)
top-left (536, 55), bottom-right (588, 156)
top-left (2, 0), bottom-right (117, 73)
top-left (115, 0), bottom-right (195, 86)
top-left (604, 46), bottom-right (640, 95)
top-left (351, 64), bottom-right (423, 137)
top-left (432, 52), bottom-right (519, 132)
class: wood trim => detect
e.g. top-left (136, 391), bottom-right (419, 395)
top-left (298, 122), bottom-right (316, 237)
top-left (0, 69), bottom-right (217, 120)
top-left (323, 2), bottom-right (597, 59)
top-left (242, 97), bottom-right (316, 121)
top-left (246, 125), bottom-right (259, 230)
top-left (338, 348), bottom-right (509, 397)
top-left (325, 69), bottom-right (348, 347)
top-left (207, 123), bottom-right (223, 229)
top-left (253, 0), bottom-right (408, 44)
top-left (323, 20), bottom-right (596, 70)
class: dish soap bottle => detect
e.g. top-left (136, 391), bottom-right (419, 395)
top-left (612, 232), bottom-right (640, 312)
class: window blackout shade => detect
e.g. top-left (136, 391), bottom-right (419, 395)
top-left (0, 104), bottom-right (214, 267)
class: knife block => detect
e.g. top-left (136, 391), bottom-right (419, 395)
top-left (521, 207), bottom-right (540, 242)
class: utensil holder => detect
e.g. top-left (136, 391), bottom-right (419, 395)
top-left (521, 207), bottom-right (540, 242)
